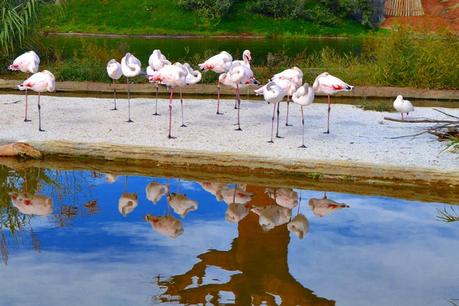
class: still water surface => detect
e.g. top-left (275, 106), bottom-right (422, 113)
top-left (0, 166), bottom-right (458, 306)
top-left (41, 36), bottom-right (363, 65)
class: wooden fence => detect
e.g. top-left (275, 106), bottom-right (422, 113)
top-left (384, 0), bottom-right (424, 16)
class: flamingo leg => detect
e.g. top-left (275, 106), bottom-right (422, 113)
top-left (325, 95), bottom-right (331, 134)
top-left (299, 106), bottom-right (306, 148)
top-left (37, 92), bottom-right (44, 132)
top-left (180, 88), bottom-right (186, 127)
top-left (126, 77), bottom-right (133, 123)
top-left (285, 96), bottom-right (292, 126)
top-left (24, 88), bottom-right (31, 122)
top-left (235, 84), bottom-right (242, 131)
top-left (216, 82), bottom-right (223, 115)
top-left (153, 84), bottom-right (160, 116)
top-left (111, 79), bottom-right (118, 111)
top-left (401, 113), bottom-right (404, 120)
top-left (268, 103), bottom-right (276, 143)
top-left (168, 88), bottom-right (175, 139)
top-left (276, 102), bottom-right (282, 138)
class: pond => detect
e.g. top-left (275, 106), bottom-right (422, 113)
top-left (0, 164), bottom-right (458, 306)
top-left (40, 35), bottom-right (363, 66)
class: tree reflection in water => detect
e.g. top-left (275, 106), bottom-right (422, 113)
top-left (154, 185), bottom-right (335, 306)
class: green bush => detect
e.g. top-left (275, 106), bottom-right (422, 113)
top-left (249, 0), bottom-right (298, 18)
top-left (178, 0), bottom-right (234, 25)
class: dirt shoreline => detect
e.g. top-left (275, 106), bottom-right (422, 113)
top-left (1, 79), bottom-right (458, 100)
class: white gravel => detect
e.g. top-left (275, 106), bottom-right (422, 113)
top-left (0, 94), bottom-right (457, 172)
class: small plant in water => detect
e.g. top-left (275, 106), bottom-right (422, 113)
top-left (436, 206), bottom-right (459, 223)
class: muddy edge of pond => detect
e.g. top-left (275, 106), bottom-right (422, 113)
top-left (1, 79), bottom-right (458, 100)
top-left (0, 140), bottom-right (457, 205)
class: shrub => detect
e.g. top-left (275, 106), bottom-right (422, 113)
top-left (249, 0), bottom-right (298, 18)
top-left (178, 0), bottom-right (234, 25)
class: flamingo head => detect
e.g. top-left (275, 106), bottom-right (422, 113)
top-left (148, 73), bottom-right (162, 83)
top-left (8, 64), bottom-right (19, 71)
top-left (396, 95), bottom-right (403, 100)
top-left (243, 50), bottom-right (252, 63)
top-left (247, 77), bottom-right (260, 85)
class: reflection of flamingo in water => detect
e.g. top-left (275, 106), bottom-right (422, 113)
top-left (309, 192), bottom-right (350, 218)
top-left (154, 185), bottom-right (334, 305)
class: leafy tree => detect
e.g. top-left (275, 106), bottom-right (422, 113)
top-left (178, 0), bottom-right (234, 25)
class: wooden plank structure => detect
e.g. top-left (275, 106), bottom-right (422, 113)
top-left (384, 0), bottom-right (424, 16)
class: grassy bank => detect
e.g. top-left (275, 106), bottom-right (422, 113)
top-left (38, 0), bottom-right (367, 37)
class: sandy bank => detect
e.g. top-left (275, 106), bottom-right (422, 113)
top-left (0, 94), bottom-right (458, 190)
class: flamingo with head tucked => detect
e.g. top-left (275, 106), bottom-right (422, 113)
top-left (106, 59), bottom-right (122, 111)
top-left (121, 53), bottom-right (141, 123)
top-left (219, 63), bottom-right (259, 131)
top-left (148, 50), bottom-right (171, 116)
top-left (17, 70), bottom-right (55, 132)
top-left (8, 51), bottom-right (40, 122)
top-left (199, 51), bottom-right (233, 115)
top-left (255, 80), bottom-right (287, 143)
top-left (313, 72), bottom-right (353, 134)
top-left (272, 67), bottom-right (303, 126)
top-left (148, 64), bottom-right (187, 138)
top-left (292, 83), bottom-right (315, 148)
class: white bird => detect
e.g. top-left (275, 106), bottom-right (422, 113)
top-left (393, 95), bottom-right (414, 120)
top-left (199, 51), bottom-right (233, 115)
top-left (219, 63), bottom-right (259, 131)
top-left (17, 70), bottom-right (55, 132)
top-left (272, 67), bottom-right (303, 126)
top-left (313, 72), bottom-right (353, 134)
top-left (225, 203), bottom-right (250, 224)
top-left (106, 59), bottom-right (122, 111)
top-left (148, 50), bottom-right (171, 116)
top-left (8, 51), bottom-right (40, 122)
top-left (232, 49), bottom-right (252, 68)
top-left (292, 83), bottom-right (315, 148)
top-left (255, 81), bottom-right (287, 143)
top-left (121, 53), bottom-right (141, 123)
top-left (265, 188), bottom-right (298, 210)
top-left (148, 64), bottom-right (187, 138)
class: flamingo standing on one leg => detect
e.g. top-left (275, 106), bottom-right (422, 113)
top-left (292, 83), bottom-right (315, 148)
top-left (231, 50), bottom-right (252, 110)
top-left (8, 51), bottom-right (40, 122)
top-left (393, 95), bottom-right (414, 120)
top-left (271, 67), bottom-right (303, 127)
top-left (106, 59), bottom-right (122, 111)
top-left (148, 64), bottom-right (187, 139)
top-left (148, 50), bottom-right (171, 116)
top-left (255, 81), bottom-right (287, 143)
top-left (219, 64), bottom-right (259, 131)
top-left (17, 70), bottom-right (56, 132)
top-left (199, 51), bottom-right (232, 115)
top-left (121, 53), bottom-right (141, 123)
top-left (313, 72), bottom-right (353, 134)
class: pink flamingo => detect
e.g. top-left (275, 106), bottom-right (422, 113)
top-left (219, 63), bottom-right (259, 131)
top-left (148, 64), bottom-right (187, 138)
top-left (121, 53), bottom-right (141, 123)
top-left (313, 72), bottom-right (353, 134)
top-left (292, 83), bottom-right (315, 148)
top-left (106, 59), bottom-right (122, 110)
top-left (271, 67), bottom-right (303, 126)
top-left (199, 51), bottom-right (232, 115)
top-left (147, 50), bottom-right (171, 116)
top-left (17, 70), bottom-right (56, 132)
top-left (8, 51), bottom-right (40, 122)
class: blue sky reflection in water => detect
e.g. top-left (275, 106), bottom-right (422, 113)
top-left (0, 167), bottom-right (458, 306)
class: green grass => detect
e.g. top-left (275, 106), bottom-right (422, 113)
top-left (38, 0), bottom-right (367, 37)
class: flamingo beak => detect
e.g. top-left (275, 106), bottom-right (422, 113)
top-left (8, 64), bottom-right (18, 70)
